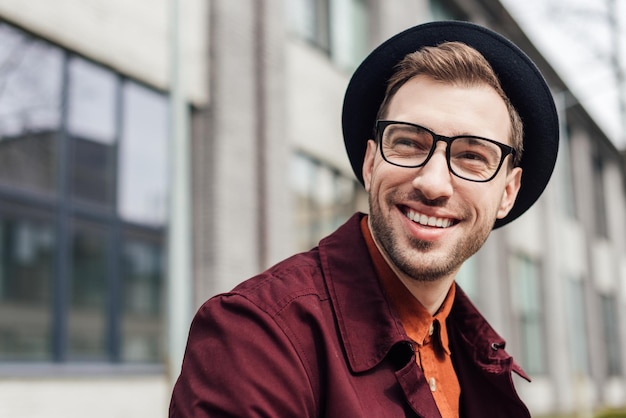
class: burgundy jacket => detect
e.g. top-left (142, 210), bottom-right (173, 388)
top-left (170, 213), bottom-right (531, 417)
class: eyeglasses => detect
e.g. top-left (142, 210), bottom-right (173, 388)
top-left (375, 120), bottom-right (516, 183)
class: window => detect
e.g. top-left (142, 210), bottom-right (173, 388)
top-left (429, 0), bottom-right (464, 20)
top-left (0, 21), bottom-right (168, 366)
top-left (288, 0), bottom-right (331, 52)
top-left (121, 236), bottom-right (164, 363)
top-left (329, 0), bottom-right (368, 71)
top-left (455, 256), bottom-right (479, 303)
top-left (68, 57), bottom-right (118, 207)
top-left (600, 294), bottom-right (622, 376)
top-left (118, 82), bottom-right (169, 226)
top-left (0, 24), bottom-right (63, 196)
top-left (0, 207), bottom-right (55, 361)
top-left (510, 254), bottom-right (546, 375)
top-left (288, 0), bottom-right (369, 70)
top-left (291, 153), bottom-right (362, 251)
top-left (566, 278), bottom-right (589, 375)
top-left (559, 126), bottom-right (577, 218)
top-left (592, 154), bottom-right (608, 238)
top-left (68, 221), bottom-right (109, 361)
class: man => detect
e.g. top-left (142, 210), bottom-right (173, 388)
top-left (170, 21), bottom-right (559, 417)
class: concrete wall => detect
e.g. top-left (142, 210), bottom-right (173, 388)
top-left (0, 376), bottom-right (168, 418)
top-left (191, 0), bottom-right (292, 300)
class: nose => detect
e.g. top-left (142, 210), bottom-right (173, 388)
top-left (411, 142), bottom-right (454, 200)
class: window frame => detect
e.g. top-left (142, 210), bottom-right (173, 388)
top-left (0, 20), bottom-right (169, 373)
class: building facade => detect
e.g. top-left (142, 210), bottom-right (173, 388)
top-left (0, 0), bottom-right (624, 417)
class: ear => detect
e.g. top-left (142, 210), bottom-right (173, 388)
top-left (362, 140), bottom-right (377, 193)
top-left (496, 167), bottom-right (522, 219)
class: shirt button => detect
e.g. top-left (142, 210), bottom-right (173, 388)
top-left (429, 377), bottom-right (437, 392)
top-left (428, 323), bottom-right (435, 336)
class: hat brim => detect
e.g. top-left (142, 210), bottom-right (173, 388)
top-left (341, 21), bottom-right (559, 228)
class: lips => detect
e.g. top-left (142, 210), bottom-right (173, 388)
top-left (404, 207), bottom-right (454, 228)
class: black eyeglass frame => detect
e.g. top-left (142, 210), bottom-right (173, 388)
top-left (375, 120), bottom-right (517, 183)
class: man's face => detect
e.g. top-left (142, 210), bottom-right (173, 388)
top-left (362, 75), bottom-right (522, 282)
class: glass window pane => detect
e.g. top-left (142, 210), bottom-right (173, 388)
top-left (0, 23), bottom-right (63, 136)
top-left (287, 0), bottom-right (330, 52)
top-left (510, 254), bottom-right (546, 375)
top-left (67, 58), bottom-right (118, 207)
top-left (67, 57), bottom-right (117, 144)
top-left (290, 153), bottom-right (359, 251)
top-left (331, 0), bottom-right (368, 70)
top-left (601, 294), bottom-right (622, 375)
top-left (118, 82), bottom-right (169, 226)
top-left (291, 154), bottom-right (316, 250)
top-left (0, 23), bottom-right (63, 195)
top-left (592, 155), bottom-right (608, 238)
top-left (70, 138), bottom-right (116, 207)
top-left (429, 0), bottom-right (462, 20)
top-left (559, 134), bottom-right (577, 218)
top-left (0, 210), bottom-right (54, 361)
top-left (0, 132), bottom-right (59, 196)
top-left (566, 278), bottom-right (589, 374)
top-left (121, 238), bottom-right (164, 362)
top-left (288, 0), bottom-right (317, 40)
top-left (455, 256), bottom-right (478, 302)
top-left (68, 221), bottom-right (108, 361)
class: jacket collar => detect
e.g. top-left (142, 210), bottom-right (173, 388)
top-left (450, 286), bottom-right (530, 381)
top-left (319, 213), bottom-right (408, 373)
top-left (319, 212), bottom-right (528, 380)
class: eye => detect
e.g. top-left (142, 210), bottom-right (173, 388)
top-left (456, 150), bottom-right (489, 163)
top-left (383, 126), bottom-right (432, 152)
top-left (451, 138), bottom-right (500, 167)
top-left (392, 137), bottom-right (428, 151)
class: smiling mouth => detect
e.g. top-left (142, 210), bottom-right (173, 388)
top-left (404, 208), bottom-right (455, 228)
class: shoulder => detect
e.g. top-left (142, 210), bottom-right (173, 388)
top-left (205, 248), bottom-right (328, 320)
top-left (173, 251), bottom-right (326, 417)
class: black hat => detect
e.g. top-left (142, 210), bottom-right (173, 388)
top-left (342, 21), bottom-right (559, 228)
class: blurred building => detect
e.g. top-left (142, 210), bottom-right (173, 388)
top-left (0, 0), bottom-right (624, 417)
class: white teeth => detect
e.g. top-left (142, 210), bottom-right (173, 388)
top-left (406, 209), bottom-right (452, 228)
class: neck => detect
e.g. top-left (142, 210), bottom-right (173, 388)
top-left (367, 220), bottom-right (457, 315)
top-left (373, 243), bottom-right (457, 314)
top-left (395, 275), bottom-right (455, 315)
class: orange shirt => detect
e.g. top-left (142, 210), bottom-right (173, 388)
top-left (361, 216), bottom-right (460, 418)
